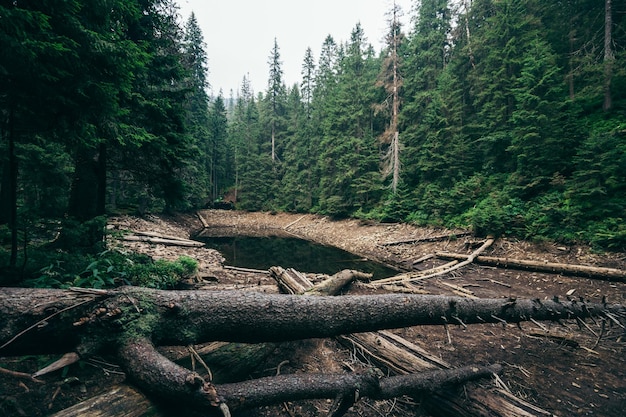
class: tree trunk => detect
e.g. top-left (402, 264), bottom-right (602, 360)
top-left (1, 287), bottom-right (623, 414)
top-left (1, 287), bottom-right (622, 356)
top-left (603, 0), bottom-right (614, 111)
top-left (436, 252), bottom-right (626, 281)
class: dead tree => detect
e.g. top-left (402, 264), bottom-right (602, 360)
top-left (1, 286), bottom-right (623, 415)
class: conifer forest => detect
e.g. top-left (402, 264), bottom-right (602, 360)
top-left (1, 0), bottom-right (625, 267)
top-left (1, 2), bottom-right (626, 416)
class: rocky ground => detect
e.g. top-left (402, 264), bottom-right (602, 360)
top-left (2, 210), bottom-right (625, 416)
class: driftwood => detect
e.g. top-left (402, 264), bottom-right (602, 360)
top-left (1, 286), bottom-right (623, 415)
top-left (436, 252), bottom-right (626, 282)
top-left (381, 231), bottom-right (472, 246)
top-left (370, 237), bottom-right (495, 287)
top-left (273, 267), bottom-right (552, 417)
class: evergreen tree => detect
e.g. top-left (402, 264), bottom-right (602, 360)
top-left (266, 38), bottom-right (287, 162)
top-left (208, 94), bottom-right (229, 202)
top-left (317, 24), bottom-right (383, 217)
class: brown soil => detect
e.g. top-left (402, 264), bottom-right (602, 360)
top-left (2, 210), bottom-right (625, 417)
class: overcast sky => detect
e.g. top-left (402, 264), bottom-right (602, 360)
top-left (176, 0), bottom-right (414, 97)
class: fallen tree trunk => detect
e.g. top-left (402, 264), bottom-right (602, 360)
top-left (1, 286), bottom-right (623, 415)
top-left (1, 287), bottom-right (623, 355)
top-left (436, 252), bottom-right (626, 281)
top-left (122, 235), bottom-right (205, 247)
top-left (272, 267), bottom-right (552, 417)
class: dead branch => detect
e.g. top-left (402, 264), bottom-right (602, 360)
top-left (122, 235), bottom-right (205, 247)
top-left (370, 236), bottom-right (495, 287)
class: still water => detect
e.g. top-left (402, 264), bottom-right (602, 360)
top-left (201, 236), bottom-right (397, 279)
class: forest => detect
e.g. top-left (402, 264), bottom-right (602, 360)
top-left (1, 0), bottom-right (626, 277)
top-left (1, 1), bottom-right (626, 415)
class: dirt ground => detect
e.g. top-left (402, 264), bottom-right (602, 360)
top-left (2, 209), bottom-right (625, 416)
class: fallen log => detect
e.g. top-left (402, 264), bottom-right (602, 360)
top-left (381, 231), bottom-right (472, 246)
top-left (273, 267), bottom-right (556, 417)
top-left (122, 235), bottom-right (205, 247)
top-left (48, 384), bottom-right (157, 417)
top-left (1, 287), bottom-right (623, 415)
top-left (436, 252), bottom-right (626, 282)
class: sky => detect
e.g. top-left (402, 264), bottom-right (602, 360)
top-left (176, 0), bottom-right (415, 97)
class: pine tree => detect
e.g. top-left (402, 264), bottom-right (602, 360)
top-left (317, 24), bottom-right (383, 217)
top-left (266, 38), bottom-right (287, 162)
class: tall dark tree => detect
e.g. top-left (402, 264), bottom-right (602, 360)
top-left (266, 38), bottom-right (287, 162)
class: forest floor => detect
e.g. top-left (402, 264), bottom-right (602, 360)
top-left (2, 209), bottom-right (626, 416)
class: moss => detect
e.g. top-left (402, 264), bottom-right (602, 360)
top-left (113, 292), bottom-right (161, 342)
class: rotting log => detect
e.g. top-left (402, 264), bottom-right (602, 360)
top-left (48, 384), bottom-right (158, 417)
top-left (1, 286), bottom-right (623, 415)
top-left (436, 252), bottom-right (626, 282)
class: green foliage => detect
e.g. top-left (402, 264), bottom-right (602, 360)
top-left (2, 0), bottom-right (626, 254)
top-left (24, 250), bottom-right (197, 290)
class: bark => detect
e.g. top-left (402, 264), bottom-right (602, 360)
top-left (48, 385), bottom-right (156, 417)
top-left (603, 0), bottom-right (614, 111)
top-left (1, 286), bottom-right (623, 415)
top-left (1, 287), bottom-right (623, 356)
top-left (276, 269), bottom-right (552, 417)
top-left (436, 252), bottom-right (626, 282)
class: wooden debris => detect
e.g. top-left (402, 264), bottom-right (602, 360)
top-left (272, 266), bottom-right (550, 417)
top-left (381, 231), bottom-right (472, 246)
top-left (47, 384), bottom-right (157, 417)
top-left (369, 236), bottom-right (495, 287)
top-left (436, 252), bottom-right (626, 281)
top-left (122, 234), bottom-right (205, 247)
top-left (33, 352), bottom-right (80, 378)
top-left (223, 265), bottom-right (269, 274)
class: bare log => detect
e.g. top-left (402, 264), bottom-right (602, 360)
top-left (122, 235), bottom-right (205, 247)
top-left (436, 252), bottom-right (626, 282)
top-left (48, 385), bottom-right (158, 417)
top-left (269, 266), bottom-right (312, 294)
top-left (307, 269), bottom-right (371, 296)
top-left (381, 231), bottom-right (472, 246)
